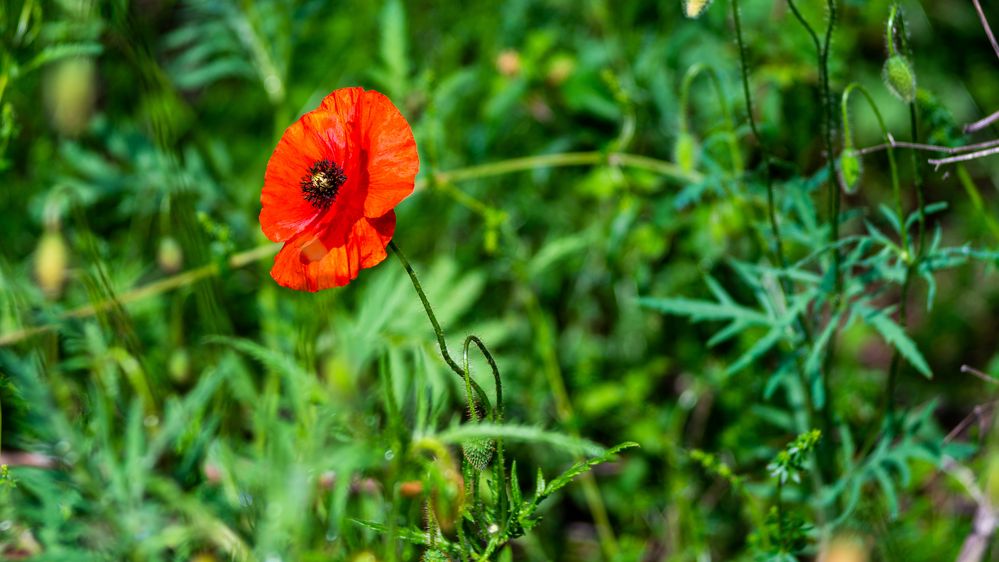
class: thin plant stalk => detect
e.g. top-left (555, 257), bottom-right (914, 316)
top-left (841, 83), bottom-right (907, 433)
top-left (732, 0), bottom-right (787, 270)
top-left (387, 240), bottom-right (491, 411)
top-left (786, 0), bottom-right (838, 286)
top-left (678, 63), bottom-right (744, 175)
top-left (737, 1), bottom-right (833, 505)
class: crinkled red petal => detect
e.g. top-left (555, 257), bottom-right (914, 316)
top-left (270, 211), bottom-right (396, 292)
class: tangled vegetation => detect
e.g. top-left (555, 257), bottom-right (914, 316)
top-left (1, 0), bottom-right (998, 560)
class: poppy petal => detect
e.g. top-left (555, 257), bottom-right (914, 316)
top-left (357, 90), bottom-right (419, 218)
top-left (260, 94), bottom-right (359, 243)
top-left (261, 87), bottom-right (417, 290)
top-left (270, 211), bottom-right (396, 292)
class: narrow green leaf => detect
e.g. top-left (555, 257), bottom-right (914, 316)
top-left (432, 422), bottom-right (604, 457)
top-left (539, 442), bottom-right (638, 501)
top-left (860, 306), bottom-right (932, 377)
top-left (638, 296), bottom-right (768, 325)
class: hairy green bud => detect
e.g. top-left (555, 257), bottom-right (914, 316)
top-left (158, 236), bottom-right (184, 273)
top-left (461, 437), bottom-right (495, 471)
top-left (838, 148), bottom-right (863, 195)
top-left (674, 132), bottom-right (699, 173)
top-left (882, 56), bottom-right (916, 103)
top-left (35, 228), bottom-right (68, 299)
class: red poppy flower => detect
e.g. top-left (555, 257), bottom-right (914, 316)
top-left (260, 87), bottom-right (419, 291)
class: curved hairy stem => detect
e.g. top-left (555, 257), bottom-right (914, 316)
top-left (679, 63), bottom-right (744, 175)
top-left (463, 335), bottom-right (503, 421)
top-left (842, 83), bottom-right (910, 444)
top-left (388, 240), bottom-right (492, 411)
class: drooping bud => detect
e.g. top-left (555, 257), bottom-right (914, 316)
top-left (674, 132), bottom-right (699, 173)
top-left (35, 227), bottom-right (69, 299)
top-left (837, 148), bottom-right (863, 195)
top-left (157, 236), bottom-right (184, 273)
top-left (683, 0), bottom-right (712, 19)
top-left (882, 56), bottom-right (916, 103)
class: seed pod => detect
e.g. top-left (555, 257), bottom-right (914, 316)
top-left (44, 57), bottom-right (97, 137)
top-left (461, 437), bottom-right (495, 471)
top-left (882, 56), bottom-right (916, 103)
top-left (837, 148), bottom-right (863, 195)
top-left (157, 236), bottom-right (183, 273)
top-left (35, 228), bottom-right (69, 299)
top-left (674, 132), bottom-right (699, 173)
top-left (683, 0), bottom-right (712, 19)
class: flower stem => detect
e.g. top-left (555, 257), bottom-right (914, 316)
top-left (387, 240), bottom-right (491, 410)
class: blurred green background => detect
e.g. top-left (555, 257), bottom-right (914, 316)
top-left (1, 0), bottom-right (998, 560)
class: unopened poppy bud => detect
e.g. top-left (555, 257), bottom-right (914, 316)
top-left (683, 0), bottom-right (712, 18)
top-left (882, 56), bottom-right (916, 103)
top-left (319, 471), bottom-right (336, 490)
top-left (674, 132), bottom-right (699, 173)
top-left (838, 148), bottom-right (863, 194)
top-left (35, 228), bottom-right (69, 299)
top-left (496, 50), bottom-right (521, 77)
top-left (461, 437), bottom-right (495, 471)
top-left (819, 535), bottom-right (869, 562)
top-left (44, 57), bottom-right (96, 137)
top-left (546, 54), bottom-right (574, 85)
top-left (350, 551), bottom-right (377, 562)
top-left (158, 236), bottom-right (183, 273)
top-left (168, 348), bottom-right (190, 383)
top-left (399, 480), bottom-right (424, 497)
top-left (203, 463), bottom-right (222, 484)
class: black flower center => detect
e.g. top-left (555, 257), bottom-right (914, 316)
top-left (301, 159), bottom-right (347, 210)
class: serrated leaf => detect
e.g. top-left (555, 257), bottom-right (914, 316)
top-left (538, 442), bottom-right (638, 501)
top-left (638, 296), bottom-right (768, 325)
top-left (724, 293), bottom-right (812, 376)
top-left (352, 520), bottom-right (430, 545)
top-left (859, 306), bottom-right (932, 377)
top-left (509, 460), bottom-right (522, 508)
